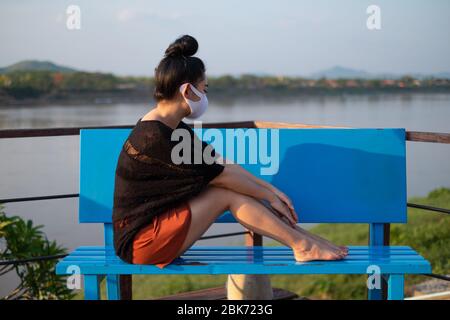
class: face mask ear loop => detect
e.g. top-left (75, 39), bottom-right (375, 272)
top-left (179, 82), bottom-right (187, 94)
top-left (180, 83), bottom-right (202, 100)
top-left (188, 84), bottom-right (203, 99)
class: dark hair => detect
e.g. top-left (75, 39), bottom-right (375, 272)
top-left (153, 35), bottom-right (205, 102)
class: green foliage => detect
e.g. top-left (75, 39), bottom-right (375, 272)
top-left (0, 205), bottom-right (74, 300)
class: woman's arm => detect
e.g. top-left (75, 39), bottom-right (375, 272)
top-left (216, 151), bottom-right (297, 212)
top-left (209, 164), bottom-right (298, 226)
top-left (226, 162), bottom-right (295, 211)
top-left (209, 165), bottom-right (272, 202)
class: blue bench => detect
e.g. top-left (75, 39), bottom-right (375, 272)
top-left (55, 126), bottom-right (431, 300)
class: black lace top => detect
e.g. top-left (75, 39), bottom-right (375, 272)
top-left (112, 118), bottom-right (224, 263)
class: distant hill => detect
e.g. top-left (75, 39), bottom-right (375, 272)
top-left (0, 60), bottom-right (77, 74)
top-left (430, 71), bottom-right (450, 79)
top-left (310, 66), bottom-right (372, 79)
top-left (1, 60), bottom-right (449, 80)
top-left (309, 65), bottom-right (450, 80)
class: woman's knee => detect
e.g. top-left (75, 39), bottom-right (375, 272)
top-left (205, 186), bottom-right (253, 209)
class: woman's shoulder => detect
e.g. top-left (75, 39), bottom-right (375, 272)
top-left (128, 118), bottom-right (172, 152)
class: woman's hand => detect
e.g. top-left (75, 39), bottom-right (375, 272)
top-left (223, 161), bottom-right (298, 220)
top-left (214, 162), bottom-right (299, 225)
top-left (272, 187), bottom-right (295, 213)
top-left (268, 193), bottom-right (298, 226)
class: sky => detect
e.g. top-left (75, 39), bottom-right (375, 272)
top-left (0, 0), bottom-right (449, 77)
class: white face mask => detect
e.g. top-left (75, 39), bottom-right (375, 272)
top-left (179, 83), bottom-right (208, 119)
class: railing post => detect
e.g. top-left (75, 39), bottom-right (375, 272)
top-left (119, 275), bottom-right (132, 300)
top-left (245, 230), bottom-right (263, 246)
top-left (382, 223), bottom-right (391, 300)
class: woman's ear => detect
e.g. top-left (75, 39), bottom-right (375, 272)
top-left (179, 83), bottom-right (189, 99)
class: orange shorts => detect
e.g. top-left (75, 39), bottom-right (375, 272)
top-left (132, 202), bottom-right (192, 268)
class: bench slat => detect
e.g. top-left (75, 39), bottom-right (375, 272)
top-left (56, 245), bottom-right (430, 275)
top-left (73, 245), bottom-right (415, 251)
top-left (68, 251), bottom-right (421, 259)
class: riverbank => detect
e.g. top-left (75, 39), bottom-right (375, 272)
top-left (2, 68), bottom-right (450, 107)
top-left (2, 87), bottom-right (450, 107)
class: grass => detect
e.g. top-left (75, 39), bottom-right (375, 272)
top-left (74, 187), bottom-right (450, 300)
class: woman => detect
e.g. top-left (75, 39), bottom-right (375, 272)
top-left (112, 35), bottom-right (348, 268)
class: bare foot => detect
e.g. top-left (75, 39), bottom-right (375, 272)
top-left (293, 224), bottom-right (349, 255)
top-left (275, 213), bottom-right (348, 256)
top-left (292, 236), bottom-right (347, 262)
top-left (265, 202), bottom-right (348, 258)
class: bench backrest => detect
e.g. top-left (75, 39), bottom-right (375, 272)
top-left (79, 127), bottom-right (406, 228)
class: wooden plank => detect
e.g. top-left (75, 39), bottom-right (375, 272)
top-left (255, 123), bottom-right (450, 144)
top-left (0, 125), bottom-right (133, 138)
top-left (195, 121), bottom-right (256, 129)
top-left (254, 121), bottom-right (348, 129)
top-left (406, 131), bottom-right (450, 144)
top-left (0, 121), bottom-right (254, 138)
top-left (156, 286), bottom-right (298, 300)
top-left (1, 122), bottom-right (448, 144)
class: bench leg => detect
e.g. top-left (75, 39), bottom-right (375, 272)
top-left (106, 275), bottom-right (120, 300)
top-left (84, 275), bottom-right (100, 300)
top-left (387, 275), bottom-right (404, 300)
top-left (368, 287), bottom-right (383, 300)
top-left (368, 275), bottom-right (388, 300)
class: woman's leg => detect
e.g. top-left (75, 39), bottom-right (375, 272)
top-left (263, 203), bottom-right (348, 254)
top-left (176, 186), bottom-right (346, 261)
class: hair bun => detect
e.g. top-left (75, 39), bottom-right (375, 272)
top-left (164, 35), bottom-right (198, 58)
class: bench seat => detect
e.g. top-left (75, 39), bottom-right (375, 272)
top-left (56, 245), bottom-right (431, 275)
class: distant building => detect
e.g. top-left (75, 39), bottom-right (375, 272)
top-left (382, 80), bottom-right (396, 87)
top-left (346, 80), bottom-right (358, 87)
